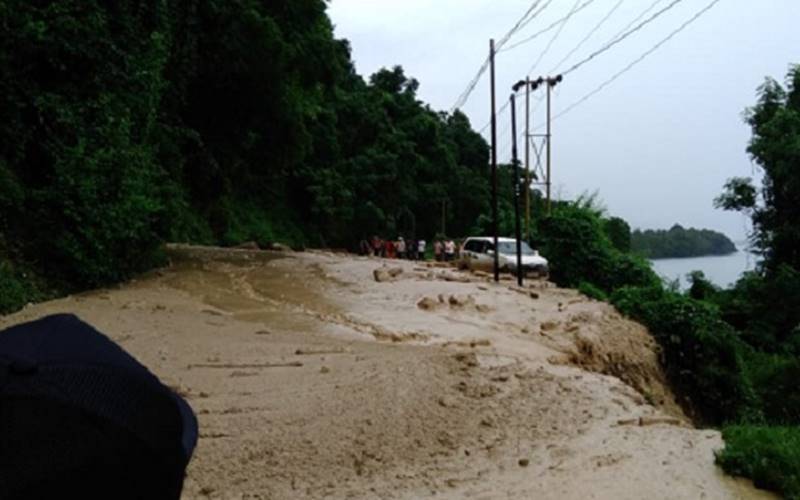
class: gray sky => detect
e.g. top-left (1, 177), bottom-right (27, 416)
top-left (327, 0), bottom-right (800, 241)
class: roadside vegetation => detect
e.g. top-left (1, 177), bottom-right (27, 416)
top-left (0, 0), bottom-right (491, 313)
top-left (536, 66), bottom-right (799, 499)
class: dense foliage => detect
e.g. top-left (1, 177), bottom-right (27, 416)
top-left (717, 426), bottom-right (800, 499)
top-left (706, 66), bottom-right (800, 497)
top-left (0, 0), bottom-right (492, 313)
top-left (631, 224), bottom-right (737, 258)
top-left (536, 200), bottom-right (659, 294)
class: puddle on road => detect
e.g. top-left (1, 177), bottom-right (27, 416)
top-left (162, 246), bottom-right (342, 334)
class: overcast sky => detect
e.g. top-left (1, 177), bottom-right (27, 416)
top-left (327, 0), bottom-right (800, 241)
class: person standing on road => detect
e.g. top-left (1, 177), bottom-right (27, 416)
top-left (444, 239), bottom-right (456, 262)
top-left (433, 240), bottom-right (443, 262)
top-left (385, 239), bottom-right (396, 259)
top-left (396, 237), bottom-right (406, 260)
top-left (417, 239), bottom-right (426, 261)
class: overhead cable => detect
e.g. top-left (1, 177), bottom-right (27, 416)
top-left (561, 0), bottom-right (686, 76)
top-left (500, 0), bottom-right (597, 53)
top-left (552, 0), bottom-right (723, 123)
top-left (549, 0), bottom-right (625, 74)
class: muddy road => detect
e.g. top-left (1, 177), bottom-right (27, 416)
top-left (0, 246), bottom-right (774, 499)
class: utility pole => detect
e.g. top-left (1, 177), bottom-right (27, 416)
top-left (523, 77), bottom-right (543, 238)
top-left (510, 91), bottom-right (523, 287)
top-left (490, 39), bottom-right (499, 282)
top-left (524, 77), bottom-right (531, 243)
top-left (544, 75), bottom-right (563, 215)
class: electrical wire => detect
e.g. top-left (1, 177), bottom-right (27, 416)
top-left (500, 0), bottom-right (597, 53)
top-left (498, 0), bottom-right (556, 49)
top-left (550, 0), bottom-right (722, 124)
top-left (497, 0), bottom-right (547, 50)
top-left (561, 0), bottom-right (686, 76)
top-left (548, 0), bottom-right (625, 74)
top-left (608, 0), bottom-right (666, 43)
top-left (451, 0), bottom-right (553, 112)
top-left (527, 0), bottom-right (584, 76)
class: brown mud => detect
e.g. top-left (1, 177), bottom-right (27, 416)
top-left (0, 245), bottom-right (775, 499)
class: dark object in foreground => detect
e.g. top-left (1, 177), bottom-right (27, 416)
top-left (0, 314), bottom-right (198, 499)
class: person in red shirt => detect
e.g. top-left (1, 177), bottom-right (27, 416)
top-left (384, 239), bottom-right (396, 259)
top-left (433, 240), bottom-right (443, 261)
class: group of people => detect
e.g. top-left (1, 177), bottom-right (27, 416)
top-left (359, 236), bottom-right (459, 262)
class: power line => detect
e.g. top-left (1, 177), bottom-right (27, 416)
top-left (478, 89), bottom-right (527, 133)
top-left (608, 0), bottom-right (666, 43)
top-left (500, 0), bottom-right (597, 53)
top-left (497, 0), bottom-right (547, 50)
top-left (450, 0), bottom-right (552, 112)
top-left (562, 0), bottom-right (686, 76)
top-left (499, 0), bottom-right (556, 49)
top-left (527, 0), bottom-right (584, 76)
top-left (451, 57), bottom-right (490, 112)
top-left (549, 0), bottom-right (625, 74)
top-left (551, 0), bottom-right (722, 124)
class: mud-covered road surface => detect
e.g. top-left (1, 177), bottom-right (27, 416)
top-left (0, 245), bottom-right (775, 499)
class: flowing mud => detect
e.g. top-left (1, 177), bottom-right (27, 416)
top-left (0, 245), bottom-right (775, 499)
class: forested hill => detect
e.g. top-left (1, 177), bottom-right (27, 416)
top-left (631, 225), bottom-right (737, 259)
top-left (0, 0), bottom-right (493, 311)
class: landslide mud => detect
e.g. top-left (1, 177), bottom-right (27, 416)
top-left (0, 245), bottom-right (775, 499)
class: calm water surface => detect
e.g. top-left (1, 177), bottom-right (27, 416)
top-left (650, 249), bottom-right (757, 289)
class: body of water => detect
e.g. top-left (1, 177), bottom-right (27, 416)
top-left (650, 250), bottom-right (757, 290)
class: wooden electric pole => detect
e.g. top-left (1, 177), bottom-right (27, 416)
top-left (510, 92), bottom-right (523, 287)
top-left (524, 77), bottom-right (531, 242)
top-left (543, 75), bottom-right (563, 215)
top-left (490, 39), bottom-right (499, 282)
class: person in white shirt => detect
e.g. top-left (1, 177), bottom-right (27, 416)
top-left (444, 239), bottom-right (456, 261)
top-left (417, 240), bottom-right (426, 260)
top-left (396, 237), bottom-right (406, 259)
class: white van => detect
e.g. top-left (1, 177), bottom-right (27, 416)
top-left (460, 237), bottom-right (548, 277)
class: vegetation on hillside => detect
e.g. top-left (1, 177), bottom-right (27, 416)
top-left (0, 0), bottom-right (491, 313)
top-left (535, 66), bottom-right (800, 498)
top-left (631, 225), bottom-right (737, 259)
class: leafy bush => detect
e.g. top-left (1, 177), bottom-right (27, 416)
top-left (603, 216), bottom-right (631, 252)
top-left (687, 270), bottom-right (719, 301)
top-left (714, 266), bottom-right (800, 354)
top-left (538, 204), bottom-right (659, 293)
top-left (717, 425), bottom-right (800, 499)
top-left (611, 286), bottom-right (756, 424)
top-left (744, 352), bottom-right (800, 424)
top-left (220, 198), bottom-right (309, 249)
top-left (0, 260), bottom-right (41, 315)
top-left (578, 282), bottom-right (607, 301)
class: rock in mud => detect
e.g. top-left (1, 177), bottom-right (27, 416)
top-left (439, 272), bottom-right (471, 283)
top-left (267, 242), bottom-right (292, 252)
top-left (234, 241), bottom-right (260, 250)
top-left (638, 416), bottom-right (682, 427)
top-left (387, 267), bottom-right (404, 278)
top-left (475, 303), bottom-right (492, 313)
top-left (540, 321), bottom-right (560, 332)
top-left (448, 294), bottom-right (475, 308)
top-left (438, 395), bottom-right (459, 408)
top-left (373, 269), bottom-right (392, 282)
top-left (417, 297), bottom-right (441, 311)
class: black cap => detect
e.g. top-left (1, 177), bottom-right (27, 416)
top-left (0, 314), bottom-right (198, 499)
